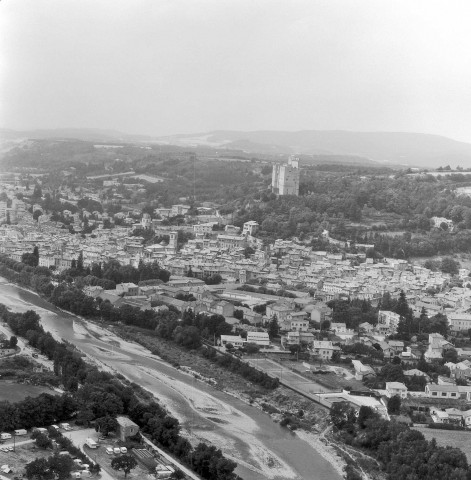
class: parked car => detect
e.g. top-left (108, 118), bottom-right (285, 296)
top-left (113, 447), bottom-right (121, 454)
top-left (105, 447), bottom-right (113, 455)
top-left (120, 447), bottom-right (127, 454)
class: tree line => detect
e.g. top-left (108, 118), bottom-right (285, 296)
top-left (0, 304), bottom-right (241, 480)
top-left (330, 401), bottom-right (470, 480)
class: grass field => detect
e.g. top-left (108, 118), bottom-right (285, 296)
top-left (0, 380), bottom-right (52, 402)
top-left (415, 427), bottom-right (471, 462)
top-left (0, 444), bottom-right (50, 476)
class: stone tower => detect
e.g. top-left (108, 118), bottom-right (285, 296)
top-left (168, 231), bottom-right (177, 252)
top-left (271, 155), bottom-right (300, 196)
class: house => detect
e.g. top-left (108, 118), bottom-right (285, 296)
top-left (385, 382), bottom-right (408, 399)
top-left (388, 340), bottom-right (405, 355)
top-left (266, 301), bottom-right (294, 323)
top-left (282, 315), bottom-right (309, 332)
top-left (448, 313), bottom-right (471, 333)
top-left (424, 333), bottom-right (452, 361)
top-left (425, 384), bottom-right (460, 399)
top-left (242, 221), bottom-right (259, 236)
top-left (331, 322), bottom-right (348, 334)
top-left (430, 408), bottom-right (450, 424)
top-left (220, 335), bottom-right (245, 348)
top-left (246, 331), bottom-right (270, 347)
top-left (283, 330), bottom-right (315, 347)
top-left (116, 416), bottom-right (139, 442)
top-left (308, 303), bottom-right (332, 323)
top-left (448, 361), bottom-right (471, 381)
top-left (311, 340), bottom-right (336, 360)
top-left (404, 369), bottom-right (430, 381)
top-left (377, 310), bottom-right (401, 334)
top-left (83, 286), bottom-right (104, 298)
top-left (116, 283), bottom-right (139, 296)
top-left (351, 360), bottom-right (375, 380)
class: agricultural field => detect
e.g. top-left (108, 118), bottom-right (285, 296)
top-left (415, 427), bottom-right (471, 462)
top-left (0, 379), bottom-right (52, 402)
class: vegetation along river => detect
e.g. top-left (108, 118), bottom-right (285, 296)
top-left (0, 279), bottom-right (341, 480)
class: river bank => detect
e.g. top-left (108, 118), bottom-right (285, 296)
top-left (0, 278), bottom-right (345, 480)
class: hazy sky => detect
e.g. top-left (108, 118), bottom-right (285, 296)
top-left (2, 0), bottom-right (471, 141)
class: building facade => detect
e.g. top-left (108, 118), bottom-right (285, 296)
top-left (271, 156), bottom-right (300, 196)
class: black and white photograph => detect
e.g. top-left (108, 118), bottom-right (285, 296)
top-left (2, 1), bottom-right (471, 479)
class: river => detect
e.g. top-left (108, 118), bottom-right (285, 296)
top-left (0, 280), bottom-right (342, 480)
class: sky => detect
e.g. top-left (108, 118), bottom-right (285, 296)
top-left (2, 0), bottom-right (471, 141)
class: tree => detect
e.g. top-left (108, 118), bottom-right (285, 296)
top-left (245, 343), bottom-right (260, 354)
top-left (330, 401), bottom-right (356, 433)
top-left (9, 335), bottom-right (17, 348)
top-left (394, 290), bottom-right (410, 318)
top-left (387, 395), bottom-right (401, 414)
top-left (33, 209), bottom-right (43, 222)
top-left (111, 454), bottom-right (138, 478)
top-left (32, 183), bottom-right (42, 199)
top-left (440, 257), bottom-right (460, 275)
top-left (35, 432), bottom-right (53, 449)
top-left (268, 315), bottom-right (279, 339)
top-left (357, 406), bottom-right (376, 429)
top-left (25, 457), bottom-right (53, 480)
top-left (22, 252), bottom-right (39, 267)
top-left (443, 348), bottom-right (458, 363)
top-left (77, 251), bottom-right (84, 272)
top-left (48, 453), bottom-right (74, 480)
top-left (95, 415), bottom-right (119, 436)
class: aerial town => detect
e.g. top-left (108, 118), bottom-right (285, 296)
top-left (4, 1), bottom-right (471, 479)
top-left (2, 142), bottom-right (471, 479)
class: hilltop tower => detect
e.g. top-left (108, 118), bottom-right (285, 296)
top-left (271, 155), bottom-right (300, 196)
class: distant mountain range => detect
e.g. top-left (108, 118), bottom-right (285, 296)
top-left (3, 127), bottom-right (471, 168)
top-left (157, 130), bottom-right (471, 168)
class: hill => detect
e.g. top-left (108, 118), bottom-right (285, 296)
top-left (157, 130), bottom-right (471, 168)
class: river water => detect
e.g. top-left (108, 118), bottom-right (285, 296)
top-left (0, 280), bottom-right (341, 480)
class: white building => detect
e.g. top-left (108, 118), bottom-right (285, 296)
top-left (220, 335), bottom-right (245, 348)
top-left (242, 221), bottom-right (259, 236)
top-left (448, 313), bottom-right (471, 332)
top-left (385, 382), bottom-right (408, 399)
top-left (377, 310), bottom-right (401, 334)
top-left (246, 331), bottom-right (270, 347)
top-left (311, 340), bottom-right (336, 360)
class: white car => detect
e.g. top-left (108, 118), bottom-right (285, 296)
top-left (7, 447), bottom-right (13, 452)
top-left (105, 447), bottom-right (113, 455)
top-left (113, 447), bottom-right (121, 454)
top-left (120, 447), bottom-right (127, 454)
